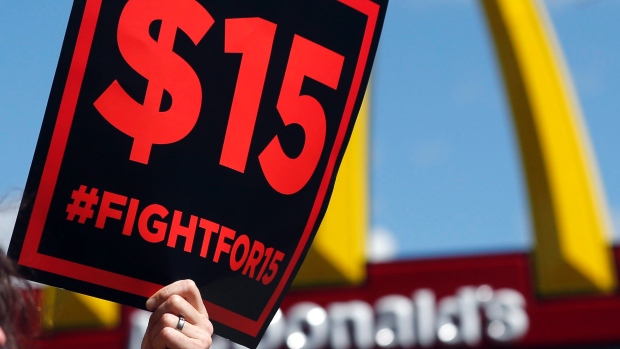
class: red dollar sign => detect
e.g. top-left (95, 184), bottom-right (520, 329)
top-left (94, 0), bottom-right (214, 164)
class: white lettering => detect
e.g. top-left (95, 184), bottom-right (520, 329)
top-left (375, 295), bottom-right (415, 348)
top-left (328, 301), bottom-right (375, 349)
top-left (413, 289), bottom-right (435, 348)
top-left (286, 303), bottom-right (329, 349)
top-left (484, 289), bottom-right (528, 342)
top-left (210, 285), bottom-right (528, 349)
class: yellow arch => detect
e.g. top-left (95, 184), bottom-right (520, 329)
top-left (481, 0), bottom-right (616, 295)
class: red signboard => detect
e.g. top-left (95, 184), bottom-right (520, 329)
top-left (34, 249), bottom-right (620, 349)
top-left (264, 251), bottom-right (620, 348)
top-left (9, 0), bottom-right (387, 346)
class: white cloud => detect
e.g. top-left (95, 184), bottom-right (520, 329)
top-left (0, 203), bottom-right (18, 253)
top-left (367, 226), bottom-right (398, 262)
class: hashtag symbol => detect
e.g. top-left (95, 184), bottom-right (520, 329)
top-left (66, 185), bottom-right (100, 224)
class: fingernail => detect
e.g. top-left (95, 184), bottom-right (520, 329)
top-left (146, 297), bottom-right (156, 311)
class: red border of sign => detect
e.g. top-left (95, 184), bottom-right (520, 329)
top-left (19, 0), bottom-right (379, 337)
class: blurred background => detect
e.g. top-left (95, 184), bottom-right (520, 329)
top-left (2, 0), bottom-right (620, 348)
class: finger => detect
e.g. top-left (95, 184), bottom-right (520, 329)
top-left (142, 313), bottom-right (213, 349)
top-left (148, 294), bottom-right (207, 328)
top-left (151, 313), bottom-right (209, 341)
top-left (152, 325), bottom-right (212, 349)
top-left (151, 310), bottom-right (213, 339)
top-left (146, 279), bottom-right (207, 315)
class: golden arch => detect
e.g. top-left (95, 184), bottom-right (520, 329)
top-left (482, 0), bottom-right (616, 295)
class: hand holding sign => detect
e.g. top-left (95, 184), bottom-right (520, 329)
top-left (143, 280), bottom-right (214, 349)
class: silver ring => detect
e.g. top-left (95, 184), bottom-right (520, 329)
top-left (176, 315), bottom-right (186, 331)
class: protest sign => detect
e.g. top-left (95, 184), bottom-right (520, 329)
top-left (9, 0), bottom-right (387, 346)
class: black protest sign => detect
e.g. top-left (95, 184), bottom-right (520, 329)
top-left (9, 0), bottom-right (387, 346)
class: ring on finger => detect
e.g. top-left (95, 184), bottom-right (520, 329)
top-left (176, 315), bottom-right (186, 332)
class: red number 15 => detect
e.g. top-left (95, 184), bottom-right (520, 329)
top-left (219, 18), bottom-right (345, 195)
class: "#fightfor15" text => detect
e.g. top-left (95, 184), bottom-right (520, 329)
top-left (66, 184), bottom-right (286, 285)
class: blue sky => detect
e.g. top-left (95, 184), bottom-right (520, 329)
top-left (1, 0), bottom-right (620, 259)
top-left (371, 0), bottom-right (620, 258)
